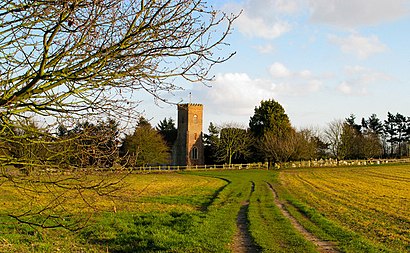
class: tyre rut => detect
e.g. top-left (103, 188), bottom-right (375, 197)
top-left (266, 182), bottom-right (340, 253)
top-left (231, 181), bottom-right (261, 253)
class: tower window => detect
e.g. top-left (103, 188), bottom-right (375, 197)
top-left (193, 114), bottom-right (198, 124)
top-left (191, 147), bottom-right (198, 160)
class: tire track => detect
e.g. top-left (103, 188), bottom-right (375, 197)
top-left (266, 182), bottom-right (340, 253)
top-left (232, 181), bottom-right (261, 253)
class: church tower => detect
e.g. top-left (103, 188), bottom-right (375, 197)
top-left (172, 103), bottom-right (204, 166)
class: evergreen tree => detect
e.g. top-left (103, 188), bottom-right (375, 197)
top-left (384, 112), bottom-right (409, 157)
top-left (157, 118), bottom-right (177, 149)
top-left (361, 114), bottom-right (384, 158)
top-left (120, 117), bottom-right (170, 166)
top-left (342, 115), bottom-right (364, 159)
top-left (249, 99), bottom-right (293, 137)
top-left (362, 114), bottom-right (384, 135)
top-left (249, 99), bottom-right (294, 165)
top-left (203, 122), bottom-right (220, 165)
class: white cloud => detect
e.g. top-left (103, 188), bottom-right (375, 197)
top-left (223, 0), bottom-right (300, 39)
top-left (268, 62), bottom-right (323, 94)
top-left (274, 0), bottom-right (300, 14)
top-left (235, 11), bottom-right (291, 39)
top-left (329, 33), bottom-right (387, 59)
top-left (197, 66), bottom-right (323, 117)
top-left (299, 70), bottom-right (312, 78)
top-left (203, 73), bottom-right (276, 116)
top-left (337, 66), bottom-right (392, 95)
top-left (269, 62), bottom-right (291, 78)
top-left (192, 62), bottom-right (325, 117)
top-left (337, 81), bottom-right (363, 95)
top-left (309, 0), bottom-right (410, 28)
top-left (238, 0), bottom-right (301, 17)
top-left (254, 43), bottom-right (275, 54)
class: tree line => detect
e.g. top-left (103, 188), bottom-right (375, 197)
top-left (0, 116), bottom-right (177, 171)
top-left (203, 100), bottom-right (410, 166)
top-left (3, 100), bottom-right (409, 171)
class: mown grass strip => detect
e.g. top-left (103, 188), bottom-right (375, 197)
top-left (248, 179), bottom-right (317, 253)
top-left (80, 171), bottom-right (263, 252)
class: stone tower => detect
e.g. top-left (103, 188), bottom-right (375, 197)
top-left (172, 103), bottom-right (204, 166)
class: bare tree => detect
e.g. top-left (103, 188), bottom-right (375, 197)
top-left (324, 119), bottom-right (344, 160)
top-left (1, 0), bottom-right (236, 119)
top-left (293, 127), bottom-right (326, 160)
top-left (0, 0), bottom-right (237, 229)
top-left (216, 123), bottom-right (252, 165)
top-left (260, 128), bottom-right (298, 167)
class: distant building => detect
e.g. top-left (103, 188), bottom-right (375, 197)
top-left (172, 103), bottom-right (204, 166)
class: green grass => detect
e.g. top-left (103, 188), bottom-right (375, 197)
top-left (1, 165), bottom-right (408, 252)
top-left (190, 170), bottom-right (318, 252)
top-left (79, 170), bottom-right (318, 252)
top-left (248, 180), bottom-right (317, 252)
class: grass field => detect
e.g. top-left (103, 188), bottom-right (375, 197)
top-left (277, 164), bottom-right (410, 253)
top-left (0, 164), bottom-right (409, 252)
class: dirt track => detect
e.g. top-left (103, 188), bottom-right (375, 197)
top-left (266, 182), bottom-right (340, 253)
top-left (231, 181), bottom-right (340, 253)
top-left (231, 182), bottom-right (261, 253)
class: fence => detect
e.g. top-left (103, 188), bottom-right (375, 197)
top-left (124, 158), bottom-right (410, 173)
top-left (31, 158), bottom-right (410, 175)
top-left (126, 162), bottom-right (268, 173)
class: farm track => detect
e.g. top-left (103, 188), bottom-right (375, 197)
top-left (232, 181), bottom-right (261, 253)
top-left (266, 182), bottom-right (340, 253)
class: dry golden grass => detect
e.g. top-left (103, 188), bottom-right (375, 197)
top-left (0, 172), bottom-right (226, 216)
top-left (279, 164), bottom-right (410, 252)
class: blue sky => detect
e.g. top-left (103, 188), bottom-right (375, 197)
top-left (142, 0), bottom-right (410, 131)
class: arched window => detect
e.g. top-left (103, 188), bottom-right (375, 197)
top-left (191, 146), bottom-right (198, 160)
top-left (193, 114), bottom-right (198, 124)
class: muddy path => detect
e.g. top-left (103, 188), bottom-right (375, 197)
top-left (266, 182), bottom-right (340, 253)
top-left (231, 182), bottom-right (261, 253)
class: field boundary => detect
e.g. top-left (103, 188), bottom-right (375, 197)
top-left (26, 158), bottom-right (410, 174)
top-left (119, 158), bottom-right (410, 172)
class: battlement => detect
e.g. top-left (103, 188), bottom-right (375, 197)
top-left (177, 103), bottom-right (203, 108)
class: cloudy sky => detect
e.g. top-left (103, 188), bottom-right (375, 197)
top-left (143, 0), bottom-right (410, 131)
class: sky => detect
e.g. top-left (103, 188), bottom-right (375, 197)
top-left (141, 0), bottom-right (410, 132)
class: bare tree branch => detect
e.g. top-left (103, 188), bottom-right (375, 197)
top-left (0, 0), bottom-right (237, 229)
